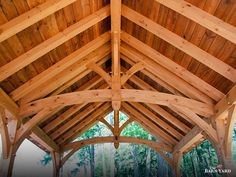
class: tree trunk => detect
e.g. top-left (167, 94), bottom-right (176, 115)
top-left (195, 147), bottom-right (204, 176)
top-left (90, 145), bottom-right (95, 177)
top-left (190, 152), bottom-right (198, 177)
top-left (145, 147), bottom-right (151, 177)
top-left (83, 163), bottom-right (88, 177)
top-left (145, 135), bottom-right (152, 177)
top-left (109, 145), bottom-right (115, 177)
top-left (183, 156), bottom-right (189, 177)
top-left (102, 144), bottom-right (107, 177)
top-left (131, 145), bottom-right (139, 177)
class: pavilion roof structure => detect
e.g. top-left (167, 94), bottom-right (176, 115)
top-left (0, 0), bottom-right (236, 176)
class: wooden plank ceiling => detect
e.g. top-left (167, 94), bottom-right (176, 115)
top-left (0, 0), bottom-right (236, 154)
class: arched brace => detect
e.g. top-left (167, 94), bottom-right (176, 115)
top-left (61, 136), bottom-right (173, 167)
top-left (118, 118), bottom-right (134, 135)
top-left (120, 62), bottom-right (145, 85)
top-left (87, 62), bottom-right (112, 87)
top-left (99, 118), bottom-right (115, 134)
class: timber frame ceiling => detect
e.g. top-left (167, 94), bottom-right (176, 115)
top-left (0, 0), bottom-right (236, 174)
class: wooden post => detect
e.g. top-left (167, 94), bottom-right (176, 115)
top-left (0, 151), bottom-right (16, 177)
top-left (0, 108), bottom-right (18, 177)
top-left (173, 152), bottom-right (182, 177)
top-left (210, 106), bottom-right (236, 177)
top-left (111, 0), bottom-right (121, 111)
top-left (113, 110), bottom-right (120, 149)
top-left (51, 151), bottom-right (61, 177)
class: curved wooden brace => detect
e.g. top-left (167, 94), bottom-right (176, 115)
top-left (121, 62), bottom-right (145, 85)
top-left (99, 118), bottom-right (114, 134)
top-left (87, 62), bottom-right (112, 87)
top-left (118, 118), bottom-right (134, 135)
top-left (20, 89), bottom-right (214, 117)
top-left (172, 105), bottom-right (218, 144)
top-left (61, 136), bottom-right (173, 167)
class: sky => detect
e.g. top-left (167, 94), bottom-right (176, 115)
top-left (0, 136), bottom-right (52, 177)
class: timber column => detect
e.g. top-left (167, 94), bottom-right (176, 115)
top-left (0, 89), bottom-right (19, 177)
top-left (51, 151), bottom-right (62, 177)
top-left (212, 105), bottom-right (236, 176)
top-left (173, 152), bottom-right (182, 177)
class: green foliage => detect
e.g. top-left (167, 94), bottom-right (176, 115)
top-left (40, 153), bottom-right (52, 166)
top-left (40, 113), bottom-right (236, 177)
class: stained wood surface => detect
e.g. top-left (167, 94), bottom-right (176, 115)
top-left (0, 0), bottom-right (235, 158)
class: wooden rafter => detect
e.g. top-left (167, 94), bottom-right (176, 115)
top-left (123, 81), bottom-right (191, 134)
top-left (121, 43), bottom-right (214, 104)
top-left (50, 102), bottom-right (103, 140)
top-left (58, 104), bottom-right (112, 145)
top-left (121, 32), bottom-right (225, 102)
top-left (129, 102), bottom-right (183, 140)
top-left (122, 103), bottom-right (178, 145)
top-left (0, 5), bottom-right (110, 82)
top-left (62, 109), bottom-right (113, 145)
top-left (0, 0), bottom-right (77, 42)
top-left (111, 0), bottom-right (121, 111)
top-left (43, 75), bottom-right (104, 133)
top-left (10, 32), bottom-right (110, 101)
top-left (121, 54), bottom-right (183, 96)
top-left (154, 0), bottom-right (236, 45)
top-left (23, 47), bottom-right (110, 104)
top-left (121, 5), bottom-right (236, 83)
top-left (49, 55), bottom-right (110, 96)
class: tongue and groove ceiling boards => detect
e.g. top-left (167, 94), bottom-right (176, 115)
top-left (0, 0), bottom-right (236, 174)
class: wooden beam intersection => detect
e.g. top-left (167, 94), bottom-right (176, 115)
top-left (10, 32), bottom-right (111, 101)
top-left (120, 44), bottom-right (214, 105)
top-left (0, 89), bottom-right (59, 153)
top-left (123, 82), bottom-right (191, 134)
top-left (121, 32), bottom-right (224, 102)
